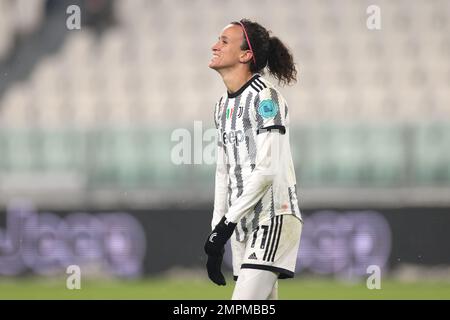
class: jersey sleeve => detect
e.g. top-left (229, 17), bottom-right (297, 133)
top-left (224, 87), bottom-right (288, 223)
top-left (211, 96), bottom-right (228, 230)
top-left (224, 129), bottom-right (283, 224)
top-left (252, 87), bottom-right (287, 135)
top-left (213, 96), bottom-right (224, 130)
top-left (211, 137), bottom-right (228, 229)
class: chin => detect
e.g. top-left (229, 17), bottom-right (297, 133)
top-left (208, 62), bottom-right (220, 70)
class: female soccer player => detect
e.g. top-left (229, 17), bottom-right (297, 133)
top-left (204, 19), bottom-right (303, 300)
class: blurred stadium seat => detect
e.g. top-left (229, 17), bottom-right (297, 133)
top-left (0, 0), bottom-right (45, 60)
top-left (0, 0), bottom-right (449, 208)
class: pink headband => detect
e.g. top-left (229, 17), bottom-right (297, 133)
top-left (238, 21), bottom-right (256, 65)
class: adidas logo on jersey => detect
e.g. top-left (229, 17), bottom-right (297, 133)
top-left (248, 252), bottom-right (258, 260)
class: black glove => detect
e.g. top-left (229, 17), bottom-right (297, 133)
top-left (204, 216), bottom-right (237, 285)
top-left (204, 216), bottom-right (237, 257)
top-left (206, 253), bottom-right (226, 286)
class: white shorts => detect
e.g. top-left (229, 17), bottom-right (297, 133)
top-left (231, 214), bottom-right (302, 280)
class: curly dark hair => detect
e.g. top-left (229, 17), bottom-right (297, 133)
top-left (231, 19), bottom-right (297, 86)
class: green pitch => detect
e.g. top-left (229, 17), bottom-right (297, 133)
top-left (0, 276), bottom-right (449, 300)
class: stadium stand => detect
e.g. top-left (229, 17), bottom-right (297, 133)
top-left (0, 0), bottom-right (449, 208)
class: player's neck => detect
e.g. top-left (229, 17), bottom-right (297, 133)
top-left (221, 69), bottom-right (254, 96)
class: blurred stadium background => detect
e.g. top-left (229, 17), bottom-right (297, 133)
top-left (0, 0), bottom-right (449, 299)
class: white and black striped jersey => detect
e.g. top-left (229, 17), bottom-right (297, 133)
top-left (211, 74), bottom-right (302, 242)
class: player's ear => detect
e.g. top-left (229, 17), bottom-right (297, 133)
top-left (239, 50), bottom-right (253, 64)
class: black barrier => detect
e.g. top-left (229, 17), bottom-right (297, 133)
top-left (0, 201), bottom-right (449, 277)
top-left (0, 300), bottom-right (445, 319)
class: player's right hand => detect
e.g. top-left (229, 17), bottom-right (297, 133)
top-left (206, 254), bottom-right (226, 286)
top-left (204, 216), bottom-right (236, 257)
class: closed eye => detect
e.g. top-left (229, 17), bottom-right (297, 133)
top-left (219, 36), bottom-right (229, 44)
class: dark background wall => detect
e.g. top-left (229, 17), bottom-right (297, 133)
top-left (1, 204), bottom-right (449, 278)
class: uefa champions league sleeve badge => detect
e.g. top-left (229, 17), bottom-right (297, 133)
top-left (258, 99), bottom-right (279, 119)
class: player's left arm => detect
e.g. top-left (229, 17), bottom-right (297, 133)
top-left (205, 88), bottom-right (286, 257)
top-left (223, 130), bottom-right (281, 223)
top-left (225, 87), bottom-right (286, 223)
top-left (204, 88), bottom-right (287, 286)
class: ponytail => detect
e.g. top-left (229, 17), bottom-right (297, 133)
top-left (267, 36), bottom-right (297, 86)
top-left (232, 19), bottom-right (298, 86)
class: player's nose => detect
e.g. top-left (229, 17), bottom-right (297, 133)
top-left (211, 41), bottom-right (220, 51)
